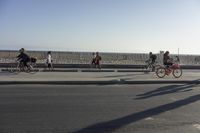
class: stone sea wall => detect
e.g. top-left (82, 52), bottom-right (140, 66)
top-left (0, 50), bottom-right (200, 65)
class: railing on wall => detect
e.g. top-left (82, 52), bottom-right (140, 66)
top-left (0, 50), bottom-right (200, 65)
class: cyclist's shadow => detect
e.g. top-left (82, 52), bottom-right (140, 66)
top-left (135, 81), bottom-right (200, 100)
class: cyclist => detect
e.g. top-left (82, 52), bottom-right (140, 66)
top-left (156, 51), bottom-right (182, 78)
top-left (163, 51), bottom-right (174, 75)
top-left (149, 52), bottom-right (157, 65)
top-left (163, 51), bottom-right (173, 66)
top-left (16, 48), bottom-right (31, 69)
top-left (145, 52), bottom-right (157, 71)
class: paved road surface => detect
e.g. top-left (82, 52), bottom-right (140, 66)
top-left (1, 70), bottom-right (200, 82)
top-left (1, 84), bottom-right (200, 133)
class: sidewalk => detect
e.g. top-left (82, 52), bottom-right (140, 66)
top-left (1, 68), bottom-right (150, 72)
top-left (1, 70), bottom-right (200, 84)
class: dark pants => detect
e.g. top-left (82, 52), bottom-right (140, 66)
top-left (164, 62), bottom-right (173, 67)
top-left (20, 60), bottom-right (29, 68)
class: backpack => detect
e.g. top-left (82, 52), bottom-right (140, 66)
top-left (152, 55), bottom-right (157, 60)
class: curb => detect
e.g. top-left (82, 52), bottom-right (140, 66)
top-left (117, 70), bottom-right (150, 72)
top-left (1, 68), bottom-right (150, 73)
top-left (0, 80), bottom-right (119, 85)
top-left (122, 80), bottom-right (200, 84)
top-left (43, 69), bottom-right (78, 72)
top-left (81, 69), bottom-right (115, 72)
top-left (0, 80), bottom-right (200, 85)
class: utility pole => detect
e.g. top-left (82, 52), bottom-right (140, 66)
top-left (178, 48), bottom-right (179, 56)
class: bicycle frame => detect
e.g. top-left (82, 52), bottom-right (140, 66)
top-left (156, 63), bottom-right (182, 78)
top-left (12, 60), bottom-right (36, 73)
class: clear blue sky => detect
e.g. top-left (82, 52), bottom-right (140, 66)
top-left (1, 0), bottom-right (200, 54)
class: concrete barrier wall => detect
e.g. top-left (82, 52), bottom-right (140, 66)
top-left (0, 50), bottom-right (200, 65)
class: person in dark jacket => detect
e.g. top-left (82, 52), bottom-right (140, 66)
top-left (17, 48), bottom-right (30, 68)
top-left (149, 52), bottom-right (157, 65)
top-left (163, 51), bottom-right (173, 66)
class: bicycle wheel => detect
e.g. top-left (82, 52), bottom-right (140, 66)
top-left (154, 65), bottom-right (161, 70)
top-left (8, 65), bottom-right (15, 73)
top-left (172, 68), bottom-right (182, 78)
top-left (8, 63), bottom-right (17, 73)
top-left (156, 67), bottom-right (166, 78)
top-left (27, 65), bottom-right (37, 74)
top-left (144, 64), bottom-right (149, 70)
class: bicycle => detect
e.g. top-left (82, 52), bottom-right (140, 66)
top-left (8, 57), bottom-right (37, 73)
top-left (156, 63), bottom-right (182, 78)
top-left (144, 60), bottom-right (160, 72)
top-left (8, 60), bottom-right (20, 73)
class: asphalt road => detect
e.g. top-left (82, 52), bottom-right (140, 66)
top-left (1, 84), bottom-right (200, 133)
top-left (1, 69), bottom-right (200, 82)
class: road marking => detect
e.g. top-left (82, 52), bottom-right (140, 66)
top-left (193, 124), bottom-right (200, 130)
top-left (145, 117), bottom-right (154, 121)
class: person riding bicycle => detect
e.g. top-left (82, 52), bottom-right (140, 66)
top-left (145, 52), bottom-right (157, 71)
top-left (149, 52), bottom-right (157, 65)
top-left (163, 51), bottom-right (173, 67)
top-left (156, 51), bottom-right (182, 77)
top-left (16, 48), bottom-right (31, 68)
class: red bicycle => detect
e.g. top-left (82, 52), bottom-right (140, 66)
top-left (156, 63), bottom-right (182, 78)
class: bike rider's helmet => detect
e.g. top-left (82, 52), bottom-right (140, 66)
top-left (149, 52), bottom-right (152, 55)
top-left (19, 48), bottom-right (25, 53)
top-left (47, 51), bottom-right (51, 54)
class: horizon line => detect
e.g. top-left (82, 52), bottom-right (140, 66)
top-left (0, 49), bottom-right (199, 56)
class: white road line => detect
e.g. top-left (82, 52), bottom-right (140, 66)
top-left (193, 124), bottom-right (200, 130)
top-left (145, 117), bottom-right (154, 121)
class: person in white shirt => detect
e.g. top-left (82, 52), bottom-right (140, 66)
top-left (46, 51), bottom-right (53, 70)
top-left (90, 52), bottom-right (96, 68)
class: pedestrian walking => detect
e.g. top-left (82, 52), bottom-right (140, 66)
top-left (90, 52), bottom-right (96, 68)
top-left (46, 51), bottom-right (53, 71)
top-left (95, 52), bottom-right (102, 69)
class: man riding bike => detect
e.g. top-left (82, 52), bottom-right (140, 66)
top-left (149, 52), bottom-right (157, 65)
top-left (145, 52), bottom-right (157, 71)
top-left (16, 48), bottom-right (31, 70)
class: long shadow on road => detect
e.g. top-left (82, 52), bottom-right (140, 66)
top-left (73, 93), bottom-right (200, 133)
top-left (135, 84), bottom-right (196, 100)
top-left (99, 73), bottom-right (146, 78)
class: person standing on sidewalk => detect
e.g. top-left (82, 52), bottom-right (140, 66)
top-left (95, 52), bottom-right (102, 69)
top-left (90, 52), bottom-right (96, 68)
top-left (46, 51), bottom-right (53, 71)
